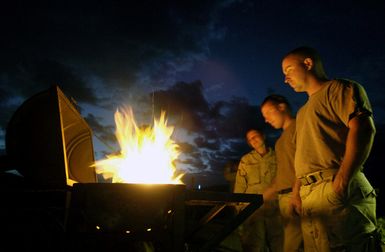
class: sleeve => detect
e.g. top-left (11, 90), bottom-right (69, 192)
top-left (349, 82), bottom-right (373, 120)
top-left (233, 160), bottom-right (249, 213)
top-left (330, 79), bottom-right (373, 126)
top-left (233, 161), bottom-right (247, 193)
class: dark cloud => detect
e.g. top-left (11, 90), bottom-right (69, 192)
top-left (0, 0), bottom-right (241, 154)
top-left (176, 142), bottom-right (197, 154)
top-left (82, 80), bottom-right (266, 175)
top-left (209, 97), bottom-right (266, 138)
top-left (84, 113), bottom-right (116, 147)
top-left (152, 80), bottom-right (267, 137)
top-left (3, 0), bottom-right (383, 189)
top-left (0, 59), bottom-right (100, 132)
top-left (217, 139), bottom-right (250, 159)
top-left (138, 80), bottom-right (274, 175)
top-left (194, 137), bottom-right (220, 150)
top-left (82, 80), bottom-right (229, 173)
top-left (0, 86), bottom-right (17, 130)
top-left (1, 0), bottom-right (235, 92)
top-left (21, 59), bottom-right (98, 104)
top-left (0, 0), bottom-right (240, 137)
top-left (177, 155), bottom-right (208, 172)
top-left (175, 142), bottom-right (209, 172)
top-left (152, 80), bottom-right (209, 131)
top-left (207, 158), bottom-right (228, 174)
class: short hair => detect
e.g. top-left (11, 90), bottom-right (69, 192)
top-left (245, 129), bottom-right (264, 143)
top-left (261, 94), bottom-right (292, 113)
top-left (246, 128), bottom-right (264, 137)
top-left (283, 46), bottom-right (322, 63)
top-left (283, 46), bottom-right (327, 78)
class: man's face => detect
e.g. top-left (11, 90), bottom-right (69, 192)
top-left (261, 102), bottom-right (284, 129)
top-left (246, 130), bottom-right (265, 150)
top-left (282, 54), bottom-right (308, 93)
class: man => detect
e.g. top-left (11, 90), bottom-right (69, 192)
top-left (282, 46), bottom-right (380, 251)
top-left (261, 94), bottom-right (303, 251)
top-left (234, 129), bottom-right (283, 252)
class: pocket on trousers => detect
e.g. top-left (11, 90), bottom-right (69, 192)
top-left (325, 181), bottom-right (343, 206)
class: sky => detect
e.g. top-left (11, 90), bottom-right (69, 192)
top-left (1, 0), bottom-right (385, 191)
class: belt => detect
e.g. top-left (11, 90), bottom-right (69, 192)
top-left (277, 188), bottom-right (292, 194)
top-left (299, 169), bottom-right (337, 186)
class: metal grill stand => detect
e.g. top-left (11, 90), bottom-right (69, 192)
top-left (65, 183), bottom-right (263, 252)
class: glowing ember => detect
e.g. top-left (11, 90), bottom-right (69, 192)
top-left (94, 107), bottom-right (184, 184)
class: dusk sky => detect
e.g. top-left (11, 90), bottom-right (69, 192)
top-left (1, 0), bottom-right (385, 190)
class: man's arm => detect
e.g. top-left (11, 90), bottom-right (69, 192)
top-left (233, 165), bottom-right (248, 213)
top-left (262, 177), bottom-right (278, 202)
top-left (289, 178), bottom-right (302, 216)
top-left (333, 115), bottom-right (376, 197)
top-left (233, 165), bottom-right (247, 194)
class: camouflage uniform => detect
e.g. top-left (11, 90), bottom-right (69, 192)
top-left (234, 148), bottom-right (283, 252)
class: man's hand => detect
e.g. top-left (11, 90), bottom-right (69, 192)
top-left (332, 115), bottom-right (375, 199)
top-left (289, 193), bottom-right (302, 216)
top-left (332, 172), bottom-right (348, 199)
top-left (262, 186), bottom-right (277, 202)
top-left (289, 179), bottom-right (302, 216)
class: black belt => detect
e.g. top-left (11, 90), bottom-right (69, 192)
top-left (278, 188), bottom-right (292, 194)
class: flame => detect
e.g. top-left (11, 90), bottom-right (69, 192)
top-left (94, 107), bottom-right (184, 184)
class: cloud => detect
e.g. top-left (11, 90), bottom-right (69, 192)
top-left (84, 113), bottom-right (116, 146)
top-left (209, 97), bottom-right (266, 138)
top-left (194, 137), bottom-right (220, 150)
top-left (82, 79), bottom-right (265, 175)
top-left (0, 85), bottom-right (18, 130)
top-left (2, 0), bottom-right (235, 86)
top-left (151, 80), bottom-right (209, 131)
top-left (0, 0), bottom-right (239, 130)
top-left (146, 80), bottom-right (272, 175)
top-left (0, 0), bottom-right (280, 185)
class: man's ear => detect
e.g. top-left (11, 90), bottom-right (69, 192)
top-left (304, 58), bottom-right (313, 70)
top-left (277, 103), bottom-right (286, 112)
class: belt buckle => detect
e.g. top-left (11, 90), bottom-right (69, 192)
top-left (301, 173), bottom-right (319, 185)
top-left (308, 174), bottom-right (318, 184)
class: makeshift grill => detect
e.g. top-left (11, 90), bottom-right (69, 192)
top-left (65, 183), bottom-right (262, 251)
top-left (0, 85), bottom-right (263, 251)
top-left (66, 183), bottom-right (186, 251)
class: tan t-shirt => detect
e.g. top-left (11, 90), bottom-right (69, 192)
top-left (274, 120), bottom-right (296, 191)
top-left (234, 148), bottom-right (276, 194)
top-left (295, 79), bottom-right (373, 177)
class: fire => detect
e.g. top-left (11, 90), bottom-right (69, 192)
top-left (94, 107), bottom-right (184, 184)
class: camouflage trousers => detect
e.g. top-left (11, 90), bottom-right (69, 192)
top-left (238, 203), bottom-right (284, 252)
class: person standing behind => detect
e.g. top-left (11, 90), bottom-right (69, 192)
top-left (260, 94), bottom-right (303, 252)
top-left (282, 46), bottom-right (381, 251)
top-left (234, 129), bottom-right (283, 252)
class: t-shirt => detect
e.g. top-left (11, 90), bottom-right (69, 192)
top-left (295, 79), bottom-right (373, 177)
top-left (274, 120), bottom-right (296, 190)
